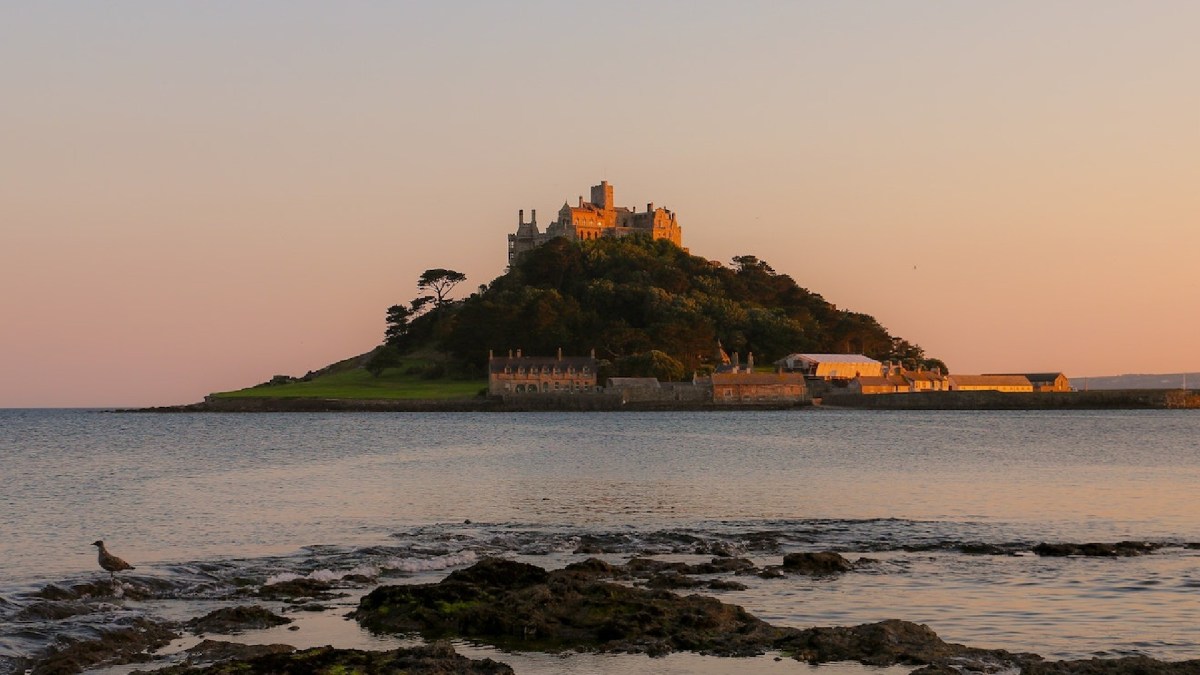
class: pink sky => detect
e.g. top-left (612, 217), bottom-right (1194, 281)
top-left (2, 2), bottom-right (1197, 407)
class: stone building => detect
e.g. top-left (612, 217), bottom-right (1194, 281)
top-left (508, 181), bottom-right (683, 264)
top-left (488, 349), bottom-right (598, 395)
top-left (947, 374), bottom-right (1034, 393)
top-left (985, 372), bottom-right (1071, 392)
top-left (706, 371), bottom-right (809, 405)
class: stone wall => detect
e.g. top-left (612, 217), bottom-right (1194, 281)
top-left (821, 389), bottom-right (1199, 410)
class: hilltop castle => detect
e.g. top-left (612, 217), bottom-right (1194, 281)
top-left (508, 181), bottom-right (683, 265)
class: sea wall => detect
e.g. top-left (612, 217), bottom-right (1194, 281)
top-left (145, 394), bottom-right (809, 413)
top-left (821, 389), bottom-right (1200, 410)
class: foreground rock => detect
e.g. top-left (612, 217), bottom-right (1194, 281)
top-left (781, 551), bottom-right (855, 574)
top-left (354, 557), bottom-right (1200, 673)
top-left (355, 557), bottom-right (786, 656)
top-left (32, 617), bottom-right (179, 675)
top-left (133, 643), bottom-right (513, 674)
top-left (187, 605), bottom-right (292, 634)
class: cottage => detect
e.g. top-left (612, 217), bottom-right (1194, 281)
top-left (488, 349), bottom-right (597, 395)
top-left (848, 371), bottom-right (911, 394)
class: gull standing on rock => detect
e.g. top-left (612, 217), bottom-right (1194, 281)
top-left (92, 540), bottom-right (134, 582)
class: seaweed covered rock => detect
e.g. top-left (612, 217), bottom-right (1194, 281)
top-left (354, 557), bottom-right (785, 656)
top-left (187, 605), bottom-right (292, 634)
top-left (135, 643), bottom-right (513, 675)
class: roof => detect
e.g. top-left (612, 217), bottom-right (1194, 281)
top-left (710, 372), bottom-right (808, 386)
top-left (949, 375), bottom-right (1032, 387)
top-left (780, 354), bottom-right (881, 364)
top-left (985, 373), bottom-right (1066, 383)
top-left (905, 370), bottom-right (947, 382)
top-left (606, 377), bottom-right (660, 389)
top-left (489, 355), bottom-right (596, 374)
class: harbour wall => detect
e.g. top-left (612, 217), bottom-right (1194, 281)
top-left (821, 389), bottom-right (1200, 410)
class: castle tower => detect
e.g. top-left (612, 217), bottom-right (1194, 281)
top-left (590, 181), bottom-right (614, 212)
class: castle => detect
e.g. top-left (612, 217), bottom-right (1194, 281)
top-left (508, 181), bottom-right (683, 265)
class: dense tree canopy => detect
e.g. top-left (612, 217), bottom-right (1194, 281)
top-left (391, 236), bottom-right (945, 379)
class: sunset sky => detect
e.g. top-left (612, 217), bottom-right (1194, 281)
top-left (2, 2), bottom-right (1197, 407)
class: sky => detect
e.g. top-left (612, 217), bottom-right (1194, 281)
top-left (1, 1), bottom-right (1197, 407)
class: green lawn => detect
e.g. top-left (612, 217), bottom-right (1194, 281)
top-left (211, 361), bottom-right (486, 400)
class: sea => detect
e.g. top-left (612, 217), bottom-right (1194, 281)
top-left (1, 408), bottom-right (1198, 674)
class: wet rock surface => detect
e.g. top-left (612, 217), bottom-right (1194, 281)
top-left (31, 617), bottom-right (179, 675)
top-left (179, 639), bottom-right (295, 664)
top-left (135, 643), bottom-right (514, 674)
top-left (353, 558), bottom-right (1200, 673)
top-left (187, 605), bottom-right (292, 634)
top-left (255, 577), bottom-right (346, 601)
top-left (781, 550), bottom-right (855, 574)
top-left (355, 557), bottom-right (786, 656)
top-left (1033, 542), bottom-right (1162, 557)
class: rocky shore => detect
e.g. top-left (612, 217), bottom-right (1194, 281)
top-left (18, 548), bottom-right (1199, 675)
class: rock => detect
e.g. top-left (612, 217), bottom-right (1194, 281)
top-left (182, 640), bottom-right (294, 663)
top-left (256, 578), bottom-right (345, 601)
top-left (959, 543), bottom-right (1008, 555)
top-left (32, 617), bottom-right (179, 675)
top-left (1021, 656), bottom-right (1200, 674)
top-left (779, 619), bottom-right (960, 666)
top-left (706, 579), bottom-right (748, 591)
top-left (354, 557), bottom-right (787, 657)
top-left (781, 551), bottom-right (854, 574)
top-left (15, 601), bottom-right (96, 622)
top-left (187, 606), bottom-right (292, 634)
top-left (133, 643), bottom-right (513, 674)
top-left (1033, 542), bottom-right (1161, 557)
top-left (645, 572), bottom-right (701, 590)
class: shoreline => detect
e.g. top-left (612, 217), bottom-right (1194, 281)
top-left (135, 388), bottom-right (1200, 412)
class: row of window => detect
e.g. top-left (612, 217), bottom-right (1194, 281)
top-left (501, 366), bottom-right (590, 375)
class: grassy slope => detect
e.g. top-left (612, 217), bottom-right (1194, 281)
top-left (211, 358), bottom-right (485, 400)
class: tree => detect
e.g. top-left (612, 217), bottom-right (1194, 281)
top-left (384, 304), bottom-right (413, 347)
top-left (418, 269), bottom-right (467, 307)
top-left (364, 345), bottom-right (403, 377)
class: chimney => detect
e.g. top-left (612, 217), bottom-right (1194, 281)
top-left (531, 209), bottom-right (536, 224)
top-left (516, 348), bottom-right (522, 358)
top-left (488, 349), bottom-right (494, 360)
top-left (647, 202), bottom-right (654, 212)
top-left (590, 348), bottom-right (596, 359)
top-left (518, 209), bottom-right (524, 224)
top-left (508, 349), bottom-right (513, 358)
top-left (748, 352), bottom-right (754, 370)
top-left (557, 347), bottom-right (563, 361)
top-left (579, 196), bottom-right (584, 207)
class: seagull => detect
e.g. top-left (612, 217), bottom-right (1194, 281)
top-left (92, 540), bottom-right (134, 582)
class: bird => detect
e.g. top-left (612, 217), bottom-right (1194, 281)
top-left (92, 540), bottom-right (134, 582)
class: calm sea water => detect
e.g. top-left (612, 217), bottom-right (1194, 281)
top-left (1, 408), bottom-right (1199, 672)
